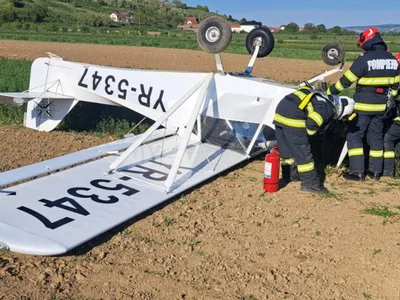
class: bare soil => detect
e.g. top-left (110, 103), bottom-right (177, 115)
top-left (1, 41), bottom-right (400, 300)
top-left (0, 40), bottom-right (350, 83)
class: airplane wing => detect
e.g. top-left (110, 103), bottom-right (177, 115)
top-left (0, 133), bottom-right (247, 256)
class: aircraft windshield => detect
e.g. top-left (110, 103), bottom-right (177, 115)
top-left (198, 116), bottom-right (268, 155)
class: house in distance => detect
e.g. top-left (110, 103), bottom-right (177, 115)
top-left (177, 17), bottom-right (263, 33)
top-left (110, 11), bottom-right (133, 23)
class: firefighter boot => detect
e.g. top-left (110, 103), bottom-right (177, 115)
top-left (367, 171), bottom-right (381, 181)
top-left (301, 183), bottom-right (329, 194)
top-left (382, 170), bottom-right (394, 177)
top-left (342, 171), bottom-right (366, 181)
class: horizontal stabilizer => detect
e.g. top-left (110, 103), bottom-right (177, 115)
top-left (0, 92), bottom-right (74, 106)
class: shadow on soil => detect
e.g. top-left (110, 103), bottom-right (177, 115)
top-left (60, 123), bottom-right (348, 257)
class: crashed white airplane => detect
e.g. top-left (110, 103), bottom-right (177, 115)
top-left (0, 16), bottom-right (348, 256)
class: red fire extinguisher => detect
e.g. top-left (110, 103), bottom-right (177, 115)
top-left (264, 147), bottom-right (280, 193)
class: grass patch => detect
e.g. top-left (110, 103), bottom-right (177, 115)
top-left (249, 177), bottom-right (257, 182)
top-left (0, 58), bottom-right (31, 125)
top-left (363, 293), bottom-right (372, 299)
top-left (138, 235), bottom-right (153, 244)
top-left (163, 215), bottom-right (176, 227)
top-left (373, 249), bottom-right (382, 255)
top-left (189, 240), bottom-right (201, 251)
top-left (238, 295), bottom-right (257, 300)
top-left (364, 206), bottom-right (398, 218)
top-left (321, 191), bottom-right (338, 199)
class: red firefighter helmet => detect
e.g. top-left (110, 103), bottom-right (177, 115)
top-left (357, 27), bottom-right (380, 48)
top-left (396, 52), bottom-right (400, 64)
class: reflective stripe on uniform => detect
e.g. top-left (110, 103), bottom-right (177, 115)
top-left (384, 151), bottom-right (395, 158)
top-left (281, 158), bottom-right (295, 165)
top-left (335, 80), bottom-right (344, 91)
top-left (358, 76), bottom-right (398, 86)
top-left (274, 114), bottom-right (306, 128)
top-left (392, 89), bottom-right (398, 97)
top-left (307, 128), bottom-right (317, 136)
top-left (298, 93), bottom-right (313, 110)
top-left (354, 102), bottom-right (386, 112)
top-left (348, 148), bottom-right (363, 157)
top-left (297, 162), bottom-right (314, 173)
top-left (370, 150), bottom-right (383, 158)
top-left (305, 101), bottom-right (324, 127)
top-left (293, 90), bottom-right (307, 100)
top-left (309, 111), bottom-right (324, 126)
top-left (326, 88), bottom-right (332, 95)
top-left (394, 117), bottom-right (400, 122)
top-left (344, 69), bottom-right (358, 82)
top-left (395, 75), bottom-right (400, 83)
top-left (306, 102), bottom-right (314, 115)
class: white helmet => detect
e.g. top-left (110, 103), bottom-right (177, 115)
top-left (328, 94), bottom-right (355, 120)
top-left (314, 92), bottom-right (355, 121)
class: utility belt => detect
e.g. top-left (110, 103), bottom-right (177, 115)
top-left (355, 85), bottom-right (390, 95)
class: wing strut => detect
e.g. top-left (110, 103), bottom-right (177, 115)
top-left (108, 74), bottom-right (213, 194)
top-left (164, 74), bottom-right (212, 193)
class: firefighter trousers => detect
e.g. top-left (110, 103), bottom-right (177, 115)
top-left (383, 121), bottom-right (400, 175)
top-left (346, 114), bottom-right (384, 173)
top-left (275, 125), bottom-right (320, 187)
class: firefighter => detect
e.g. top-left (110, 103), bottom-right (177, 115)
top-left (326, 28), bottom-right (399, 181)
top-left (382, 53), bottom-right (400, 177)
top-left (273, 86), bottom-right (354, 194)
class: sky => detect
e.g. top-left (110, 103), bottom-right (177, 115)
top-left (183, 0), bottom-right (399, 28)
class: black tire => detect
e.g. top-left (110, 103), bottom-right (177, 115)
top-left (245, 27), bottom-right (275, 58)
top-left (197, 16), bottom-right (232, 54)
top-left (322, 42), bottom-right (345, 66)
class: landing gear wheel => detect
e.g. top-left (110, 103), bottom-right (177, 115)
top-left (245, 27), bottom-right (275, 58)
top-left (322, 42), bottom-right (345, 66)
top-left (197, 16), bottom-right (232, 54)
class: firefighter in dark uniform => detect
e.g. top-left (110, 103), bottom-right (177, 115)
top-left (273, 86), bottom-right (353, 194)
top-left (382, 53), bottom-right (400, 177)
top-left (327, 28), bottom-right (399, 181)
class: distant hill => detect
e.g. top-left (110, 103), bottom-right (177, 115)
top-left (0, 0), bottom-right (233, 30)
top-left (343, 24), bottom-right (400, 33)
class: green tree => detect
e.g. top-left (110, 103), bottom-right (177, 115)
top-left (303, 22), bottom-right (317, 33)
top-left (316, 24), bottom-right (326, 33)
top-left (172, 0), bottom-right (187, 9)
top-left (0, 0), bottom-right (15, 22)
top-left (29, 3), bottom-right (49, 23)
top-left (330, 26), bottom-right (343, 35)
top-left (285, 22), bottom-right (299, 32)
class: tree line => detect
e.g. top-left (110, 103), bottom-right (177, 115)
top-left (285, 22), bottom-right (356, 35)
top-left (0, 0), bottom-right (399, 36)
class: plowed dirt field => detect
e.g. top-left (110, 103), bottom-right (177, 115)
top-left (1, 41), bottom-right (400, 300)
top-left (0, 40), bottom-right (350, 83)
